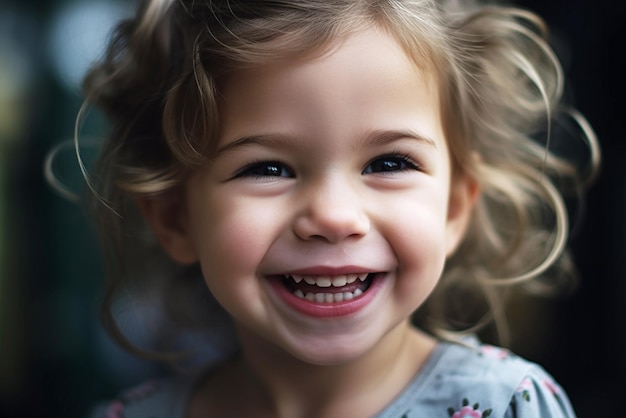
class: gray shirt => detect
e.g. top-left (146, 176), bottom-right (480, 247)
top-left (90, 337), bottom-right (576, 417)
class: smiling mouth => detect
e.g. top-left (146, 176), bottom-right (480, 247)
top-left (282, 273), bottom-right (374, 304)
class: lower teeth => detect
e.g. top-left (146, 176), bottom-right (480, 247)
top-left (293, 288), bottom-right (363, 303)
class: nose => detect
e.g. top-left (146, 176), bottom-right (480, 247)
top-left (293, 177), bottom-right (370, 243)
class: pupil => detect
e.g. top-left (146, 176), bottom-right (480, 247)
top-left (379, 159), bottom-right (398, 171)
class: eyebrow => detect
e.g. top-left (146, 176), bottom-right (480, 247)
top-left (215, 128), bottom-right (437, 155)
top-left (357, 129), bottom-right (438, 150)
top-left (215, 134), bottom-right (290, 156)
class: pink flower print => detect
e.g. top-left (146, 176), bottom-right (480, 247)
top-left (516, 377), bottom-right (532, 392)
top-left (448, 399), bottom-right (493, 418)
top-left (516, 377), bottom-right (532, 402)
top-left (451, 406), bottom-right (482, 418)
top-left (105, 401), bottom-right (124, 418)
top-left (543, 378), bottom-right (561, 396)
top-left (122, 380), bottom-right (160, 401)
top-left (480, 345), bottom-right (510, 360)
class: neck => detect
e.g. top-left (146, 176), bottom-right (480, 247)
top-left (202, 322), bottom-right (436, 418)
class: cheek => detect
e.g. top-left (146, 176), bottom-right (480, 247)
top-left (185, 194), bottom-right (278, 319)
top-left (188, 193), bottom-right (282, 285)
top-left (385, 192), bottom-right (450, 293)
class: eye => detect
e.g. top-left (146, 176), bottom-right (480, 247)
top-left (233, 160), bottom-right (294, 179)
top-left (362, 154), bottom-right (420, 175)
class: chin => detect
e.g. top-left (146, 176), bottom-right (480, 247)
top-left (281, 333), bottom-right (381, 367)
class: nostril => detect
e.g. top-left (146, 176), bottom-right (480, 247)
top-left (292, 209), bottom-right (370, 242)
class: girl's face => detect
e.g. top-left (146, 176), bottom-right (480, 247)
top-left (150, 27), bottom-right (476, 365)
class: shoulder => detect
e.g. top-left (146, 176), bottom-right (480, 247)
top-left (505, 365), bottom-right (577, 418)
top-left (377, 337), bottom-right (576, 417)
top-left (88, 375), bottom-right (197, 418)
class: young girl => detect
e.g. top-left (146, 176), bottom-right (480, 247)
top-left (82, 0), bottom-right (598, 416)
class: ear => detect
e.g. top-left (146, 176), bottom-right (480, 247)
top-left (445, 173), bottom-right (480, 257)
top-left (137, 189), bottom-right (199, 264)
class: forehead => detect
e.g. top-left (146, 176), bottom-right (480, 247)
top-left (221, 24), bottom-right (441, 91)
top-left (217, 27), bottom-right (444, 149)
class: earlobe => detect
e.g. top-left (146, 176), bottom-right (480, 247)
top-left (137, 189), bottom-right (199, 264)
top-left (445, 174), bottom-right (480, 257)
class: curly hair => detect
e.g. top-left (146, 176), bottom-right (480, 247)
top-left (79, 0), bottom-right (599, 358)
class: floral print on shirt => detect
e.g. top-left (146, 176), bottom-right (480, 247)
top-left (102, 380), bottom-right (162, 418)
top-left (448, 398), bottom-right (493, 418)
top-left (516, 375), bottom-right (563, 404)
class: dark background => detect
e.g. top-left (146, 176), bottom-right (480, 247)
top-left (0, 0), bottom-right (623, 416)
top-left (520, 0), bottom-right (626, 414)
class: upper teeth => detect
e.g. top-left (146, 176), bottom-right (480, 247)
top-left (288, 273), bottom-right (368, 287)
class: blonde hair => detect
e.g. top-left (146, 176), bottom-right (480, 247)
top-left (80, 0), bottom-right (599, 357)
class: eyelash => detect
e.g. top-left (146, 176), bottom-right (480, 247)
top-left (362, 153), bottom-right (421, 175)
top-left (233, 160), bottom-right (294, 179)
top-left (232, 153), bottom-right (420, 179)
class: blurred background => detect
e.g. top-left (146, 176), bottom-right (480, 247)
top-left (0, 0), bottom-right (623, 416)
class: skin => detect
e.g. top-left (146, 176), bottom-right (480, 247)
top-left (142, 26), bottom-right (478, 418)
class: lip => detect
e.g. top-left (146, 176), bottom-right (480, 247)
top-left (267, 271), bottom-right (386, 318)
